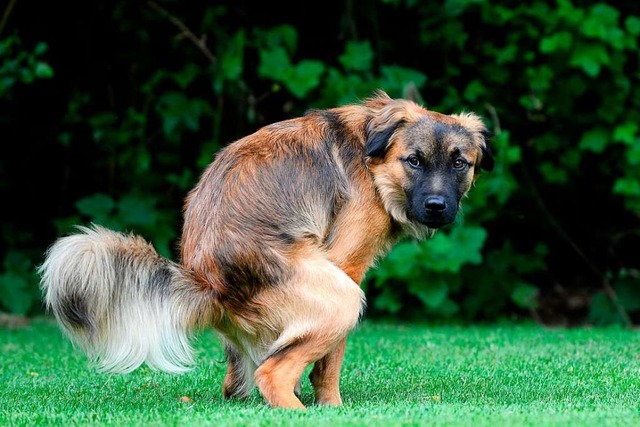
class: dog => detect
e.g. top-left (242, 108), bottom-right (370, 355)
top-left (39, 90), bottom-right (493, 409)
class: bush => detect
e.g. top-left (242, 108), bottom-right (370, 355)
top-left (1, 1), bottom-right (639, 325)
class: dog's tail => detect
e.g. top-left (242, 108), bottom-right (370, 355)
top-left (38, 224), bottom-right (218, 374)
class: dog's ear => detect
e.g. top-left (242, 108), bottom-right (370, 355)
top-left (365, 120), bottom-right (403, 158)
top-left (402, 82), bottom-right (424, 105)
top-left (451, 112), bottom-right (495, 172)
top-left (365, 99), bottom-right (416, 158)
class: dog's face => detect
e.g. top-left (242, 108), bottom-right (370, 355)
top-left (365, 99), bottom-right (493, 237)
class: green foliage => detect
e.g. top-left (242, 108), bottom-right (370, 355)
top-left (588, 269), bottom-right (640, 326)
top-left (369, 226), bottom-right (487, 317)
top-left (0, 36), bottom-right (53, 97)
top-left (364, 0), bottom-right (640, 323)
top-left (0, 35), bottom-right (54, 315)
top-left (1, 1), bottom-right (639, 325)
top-left (256, 26), bottom-right (326, 98)
top-left (0, 251), bottom-right (41, 315)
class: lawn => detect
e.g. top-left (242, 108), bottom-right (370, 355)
top-left (1, 318), bottom-right (638, 426)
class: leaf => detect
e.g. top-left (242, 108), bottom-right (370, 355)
top-left (0, 76), bottom-right (17, 95)
top-left (588, 292), bottom-right (625, 326)
top-left (410, 279), bottom-right (448, 309)
top-left (117, 195), bottom-right (158, 226)
top-left (157, 92), bottom-right (187, 136)
top-left (613, 178), bottom-right (640, 197)
top-left (339, 41), bottom-right (374, 72)
top-left (2, 251), bottom-right (33, 273)
top-left (316, 68), bottom-right (368, 106)
top-left (182, 99), bottom-right (210, 131)
top-left (527, 65), bottom-right (554, 92)
top-left (625, 16), bottom-right (640, 36)
top-left (423, 226), bottom-right (487, 273)
top-left (380, 241), bottom-right (422, 280)
top-left (511, 283), bottom-right (539, 309)
top-left (569, 43), bottom-right (609, 77)
top-left (221, 30), bottom-right (245, 81)
top-left (373, 287), bottom-right (403, 313)
top-left (172, 63), bottom-right (200, 89)
top-left (34, 62), bottom-right (54, 78)
top-left (263, 25), bottom-right (297, 54)
top-left (539, 32), bottom-right (573, 53)
top-left (539, 161), bottom-right (568, 184)
top-left (614, 276), bottom-right (640, 312)
top-left (285, 60), bottom-right (325, 98)
top-left (463, 80), bottom-right (486, 102)
top-left (560, 150), bottom-right (581, 169)
top-left (625, 141), bottom-right (640, 165)
top-left (453, 226), bottom-right (487, 264)
top-left (431, 298), bottom-right (459, 317)
top-left (34, 42), bottom-right (48, 56)
top-left (579, 128), bottom-right (609, 153)
top-left (612, 122), bottom-right (638, 144)
top-left (582, 3), bottom-right (620, 40)
top-left (0, 272), bottom-right (32, 315)
top-left (76, 193), bottom-right (115, 220)
top-left (379, 66), bottom-right (427, 94)
top-left (88, 112), bottom-right (118, 128)
top-left (258, 47), bottom-right (292, 81)
top-left (156, 92), bottom-right (211, 137)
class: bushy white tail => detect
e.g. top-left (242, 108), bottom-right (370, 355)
top-left (38, 224), bottom-right (213, 374)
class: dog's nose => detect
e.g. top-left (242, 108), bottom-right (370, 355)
top-left (425, 196), bottom-right (446, 212)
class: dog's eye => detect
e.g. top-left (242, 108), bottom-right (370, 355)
top-left (406, 155), bottom-right (421, 168)
top-left (453, 158), bottom-right (468, 170)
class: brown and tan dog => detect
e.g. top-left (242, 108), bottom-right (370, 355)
top-left (39, 90), bottom-right (493, 409)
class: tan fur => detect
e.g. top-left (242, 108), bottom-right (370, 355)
top-left (39, 91), bottom-right (490, 410)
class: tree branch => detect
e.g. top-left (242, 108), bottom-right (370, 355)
top-left (147, 1), bottom-right (217, 65)
top-left (0, 0), bottom-right (18, 36)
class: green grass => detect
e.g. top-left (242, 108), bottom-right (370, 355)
top-left (1, 318), bottom-right (639, 426)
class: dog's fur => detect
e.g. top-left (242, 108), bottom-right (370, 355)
top-left (39, 90), bottom-right (493, 409)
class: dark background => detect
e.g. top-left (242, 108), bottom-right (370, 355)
top-left (1, 0), bottom-right (639, 326)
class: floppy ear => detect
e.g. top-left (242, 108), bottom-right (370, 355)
top-left (365, 120), bottom-right (402, 158)
top-left (451, 112), bottom-right (495, 172)
top-left (365, 97), bottom-right (421, 158)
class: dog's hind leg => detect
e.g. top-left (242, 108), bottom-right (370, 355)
top-left (252, 257), bottom-right (365, 409)
top-left (255, 338), bottom-right (330, 409)
top-left (309, 336), bottom-right (347, 405)
top-left (222, 344), bottom-right (256, 399)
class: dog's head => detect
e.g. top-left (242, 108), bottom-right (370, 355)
top-left (364, 92), bottom-right (493, 237)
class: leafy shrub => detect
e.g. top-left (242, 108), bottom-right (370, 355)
top-left (1, 1), bottom-right (639, 325)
